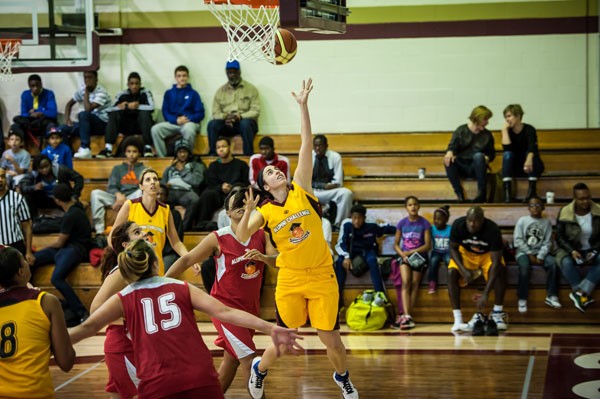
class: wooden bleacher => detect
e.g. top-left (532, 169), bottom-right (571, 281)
top-left (75, 128), bottom-right (600, 156)
top-left (30, 129), bottom-right (600, 325)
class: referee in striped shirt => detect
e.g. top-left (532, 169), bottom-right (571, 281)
top-left (0, 167), bottom-right (35, 264)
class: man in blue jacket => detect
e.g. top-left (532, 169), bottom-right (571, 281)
top-left (151, 65), bottom-right (204, 157)
top-left (13, 74), bottom-right (57, 148)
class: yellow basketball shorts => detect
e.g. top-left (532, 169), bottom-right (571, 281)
top-left (447, 246), bottom-right (505, 282)
top-left (275, 266), bottom-right (339, 331)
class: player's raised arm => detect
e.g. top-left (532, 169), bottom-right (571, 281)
top-left (290, 79), bottom-right (314, 193)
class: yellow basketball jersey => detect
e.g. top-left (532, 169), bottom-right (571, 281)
top-left (258, 182), bottom-right (331, 270)
top-left (128, 198), bottom-right (170, 275)
top-left (0, 288), bottom-right (53, 399)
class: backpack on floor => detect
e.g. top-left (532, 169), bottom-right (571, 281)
top-left (346, 290), bottom-right (390, 331)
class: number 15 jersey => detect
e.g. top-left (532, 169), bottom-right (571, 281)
top-left (118, 277), bottom-right (219, 397)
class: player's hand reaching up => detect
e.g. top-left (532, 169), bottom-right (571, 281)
top-left (291, 78), bottom-right (313, 106)
top-left (244, 187), bottom-right (260, 213)
top-left (270, 325), bottom-right (304, 356)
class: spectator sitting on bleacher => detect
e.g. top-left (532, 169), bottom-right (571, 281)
top-left (501, 104), bottom-right (544, 203)
top-left (63, 71), bottom-right (112, 160)
top-left (428, 205), bottom-right (452, 294)
top-left (334, 204), bottom-right (395, 312)
top-left (161, 138), bottom-right (206, 231)
top-left (0, 167), bottom-right (35, 264)
top-left (32, 183), bottom-right (92, 326)
top-left (41, 124), bottom-right (72, 169)
top-left (556, 182), bottom-right (600, 313)
top-left (249, 136), bottom-right (290, 189)
top-left (19, 154), bottom-right (83, 218)
top-left (0, 125), bottom-right (30, 188)
top-left (393, 196), bottom-right (431, 330)
top-left (98, 72), bottom-right (155, 159)
top-left (193, 136), bottom-right (249, 231)
top-left (448, 206), bottom-right (508, 335)
top-left (151, 65), bottom-right (204, 157)
top-left (208, 60), bottom-right (260, 156)
top-left (444, 105), bottom-right (495, 203)
top-left (312, 134), bottom-right (353, 229)
top-left (158, 183), bottom-right (184, 272)
top-left (514, 196), bottom-right (561, 313)
top-left (90, 137), bottom-right (145, 235)
top-left (12, 74), bottom-right (57, 149)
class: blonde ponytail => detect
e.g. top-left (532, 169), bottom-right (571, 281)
top-left (118, 239), bottom-right (158, 283)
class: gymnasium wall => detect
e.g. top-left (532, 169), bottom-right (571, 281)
top-left (0, 0), bottom-right (598, 136)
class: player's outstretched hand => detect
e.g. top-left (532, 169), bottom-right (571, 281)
top-left (243, 186), bottom-right (260, 213)
top-left (291, 78), bottom-right (313, 106)
top-left (271, 326), bottom-right (304, 356)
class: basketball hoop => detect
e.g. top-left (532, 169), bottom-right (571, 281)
top-left (0, 39), bottom-right (22, 81)
top-left (205, 0), bottom-right (280, 64)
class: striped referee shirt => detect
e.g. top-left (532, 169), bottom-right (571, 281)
top-left (0, 189), bottom-right (31, 245)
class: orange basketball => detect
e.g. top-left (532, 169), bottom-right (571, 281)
top-left (274, 28), bottom-right (297, 65)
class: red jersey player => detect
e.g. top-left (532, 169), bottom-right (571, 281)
top-left (69, 239), bottom-right (300, 399)
top-left (166, 187), bottom-right (278, 392)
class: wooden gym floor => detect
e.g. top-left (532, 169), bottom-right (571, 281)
top-left (50, 323), bottom-right (600, 399)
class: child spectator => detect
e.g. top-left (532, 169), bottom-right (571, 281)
top-left (90, 137), bottom-right (145, 235)
top-left (334, 203), bottom-right (396, 311)
top-left (392, 196), bottom-right (431, 330)
top-left (428, 206), bottom-right (451, 294)
top-left (19, 154), bottom-right (84, 218)
top-left (513, 196), bottom-right (561, 312)
top-left (0, 125), bottom-right (30, 188)
top-left (40, 124), bottom-right (73, 169)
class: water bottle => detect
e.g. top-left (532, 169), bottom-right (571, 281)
top-left (362, 290), bottom-right (374, 304)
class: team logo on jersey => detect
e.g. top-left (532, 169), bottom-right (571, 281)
top-left (273, 209), bottom-right (310, 233)
top-left (241, 261), bottom-right (260, 279)
top-left (145, 231), bottom-right (157, 247)
top-left (289, 223), bottom-right (310, 244)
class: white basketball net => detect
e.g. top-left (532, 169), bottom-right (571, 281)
top-left (206, 1), bottom-right (279, 64)
top-left (0, 40), bottom-right (21, 81)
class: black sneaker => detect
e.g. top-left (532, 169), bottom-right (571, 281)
top-left (484, 317), bottom-right (498, 336)
top-left (96, 148), bottom-right (113, 158)
top-left (471, 314), bottom-right (485, 336)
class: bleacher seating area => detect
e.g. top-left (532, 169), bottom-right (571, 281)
top-left (26, 128), bottom-right (600, 325)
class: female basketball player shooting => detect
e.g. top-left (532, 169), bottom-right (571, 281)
top-left (237, 79), bottom-right (359, 399)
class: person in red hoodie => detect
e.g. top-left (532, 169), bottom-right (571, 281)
top-left (248, 136), bottom-right (290, 189)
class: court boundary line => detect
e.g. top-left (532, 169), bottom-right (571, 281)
top-left (54, 359), bottom-right (104, 391)
top-left (521, 346), bottom-right (536, 399)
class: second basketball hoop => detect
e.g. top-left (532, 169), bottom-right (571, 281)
top-left (205, 0), bottom-right (281, 64)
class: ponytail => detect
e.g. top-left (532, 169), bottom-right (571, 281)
top-left (118, 239), bottom-right (158, 283)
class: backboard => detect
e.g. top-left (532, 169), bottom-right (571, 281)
top-left (0, 0), bottom-right (97, 72)
top-left (281, 0), bottom-right (350, 34)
